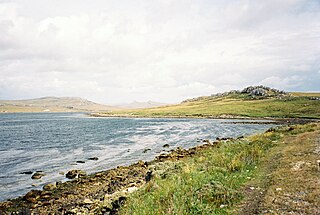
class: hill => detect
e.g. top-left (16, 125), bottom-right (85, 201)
top-left (95, 86), bottom-right (320, 119)
top-left (0, 97), bottom-right (119, 113)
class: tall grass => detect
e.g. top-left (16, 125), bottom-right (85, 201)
top-left (120, 133), bottom-right (274, 214)
top-left (119, 123), bottom-right (318, 214)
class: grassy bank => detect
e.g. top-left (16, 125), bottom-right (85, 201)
top-left (119, 123), bottom-right (320, 214)
top-left (97, 93), bottom-right (320, 119)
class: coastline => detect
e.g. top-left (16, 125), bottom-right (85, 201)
top-left (0, 134), bottom-right (231, 214)
top-left (1, 122), bottom-right (319, 214)
top-left (89, 112), bottom-right (320, 125)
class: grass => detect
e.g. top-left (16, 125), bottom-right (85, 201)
top-left (101, 93), bottom-right (320, 119)
top-left (119, 123), bottom-right (320, 214)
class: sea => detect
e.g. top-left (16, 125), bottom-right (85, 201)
top-left (0, 112), bottom-right (276, 201)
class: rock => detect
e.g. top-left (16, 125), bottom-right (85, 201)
top-left (66, 170), bottom-right (78, 179)
top-left (202, 139), bottom-right (211, 144)
top-left (83, 198), bottom-right (93, 204)
top-left (66, 170), bottom-right (87, 179)
top-left (163, 144), bottom-right (170, 148)
top-left (59, 172), bottom-right (65, 175)
top-left (143, 148), bottom-right (151, 153)
top-left (20, 171), bottom-right (33, 175)
top-left (67, 208), bottom-right (78, 214)
top-left (143, 149), bottom-right (151, 153)
top-left (24, 190), bottom-right (42, 203)
top-left (112, 196), bottom-right (127, 210)
top-left (43, 183), bottom-right (56, 191)
top-left (31, 172), bottom-right (45, 179)
top-left (88, 157), bottom-right (99, 161)
top-left (127, 186), bottom-right (138, 193)
top-left (76, 160), bottom-right (85, 164)
top-left (145, 171), bottom-right (153, 182)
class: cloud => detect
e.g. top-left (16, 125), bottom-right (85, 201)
top-left (0, 0), bottom-right (320, 103)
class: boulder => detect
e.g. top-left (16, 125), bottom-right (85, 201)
top-left (66, 170), bottom-right (87, 179)
top-left (162, 144), bottom-right (170, 148)
top-left (31, 172), bottom-right (45, 179)
top-left (88, 157), bottom-right (99, 161)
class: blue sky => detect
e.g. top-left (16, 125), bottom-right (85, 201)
top-left (0, 0), bottom-right (319, 104)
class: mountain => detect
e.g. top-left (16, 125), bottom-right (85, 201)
top-left (116, 101), bottom-right (169, 109)
top-left (0, 97), bottom-right (120, 113)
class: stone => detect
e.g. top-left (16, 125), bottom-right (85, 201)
top-left (88, 157), bottom-right (99, 161)
top-left (143, 148), bottom-right (151, 153)
top-left (163, 144), bottom-right (170, 148)
top-left (145, 171), bottom-right (153, 182)
top-left (20, 171), bottom-right (33, 175)
top-left (83, 198), bottom-right (93, 204)
top-left (76, 160), bottom-right (85, 164)
top-left (127, 186), bottom-right (138, 193)
top-left (24, 190), bottom-right (42, 203)
top-left (66, 170), bottom-right (87, 179)
top-left (31, 172), bottom-right (45, 179)
top-left (43, 183), bottom-right (56, 191)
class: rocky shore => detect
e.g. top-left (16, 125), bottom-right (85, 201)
top-left (0, 137), bottom-right (229, 214)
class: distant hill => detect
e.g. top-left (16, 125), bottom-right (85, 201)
top-left (0, 97), bottom-right (120, 113)
top-left (117, 101), bottom-right (169, 109)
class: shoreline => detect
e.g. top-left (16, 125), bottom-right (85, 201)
top-left (1, 121), bottom-right (318, 214)
top-left (0, 134), bottom-right (233, 214)
top-left (89, 113), bottom-right (320, 125)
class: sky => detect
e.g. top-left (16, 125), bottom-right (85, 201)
top-left (0, 0), bottom-right (320, 104)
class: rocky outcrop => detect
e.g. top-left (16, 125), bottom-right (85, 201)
top-left (241, 86), bottom-right (287, 98)
top-left (182, 85), bottom-right (288, 103)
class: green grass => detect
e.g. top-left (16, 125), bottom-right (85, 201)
top-left (119, 123), bottom-right (319, 214)
top-left (102, 94), bottom-right (320, 119)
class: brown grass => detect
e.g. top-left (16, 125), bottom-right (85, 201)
top-left (237, 125), bottom-right (320, 214)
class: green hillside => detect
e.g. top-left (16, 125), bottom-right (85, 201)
top-left (97, 86), bottom-right (320, 119)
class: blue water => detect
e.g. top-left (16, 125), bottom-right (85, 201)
top-left (0, 113), bottom-right (275, 201)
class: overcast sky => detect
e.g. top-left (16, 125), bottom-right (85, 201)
top-left (0, 0), bottom-right (319, 104)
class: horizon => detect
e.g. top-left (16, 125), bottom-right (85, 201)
top-left (1, 0), bottom-right (320, 104)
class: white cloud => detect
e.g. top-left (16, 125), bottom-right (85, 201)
top-left (0, 0), bottom-right (320, 104)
